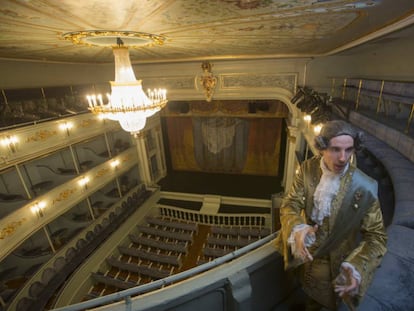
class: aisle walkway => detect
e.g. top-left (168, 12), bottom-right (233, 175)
top-left (178, 225), bottom-right (211, 272)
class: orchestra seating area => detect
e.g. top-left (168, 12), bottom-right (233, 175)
top-left (83, 210), bottom-right (271, 301)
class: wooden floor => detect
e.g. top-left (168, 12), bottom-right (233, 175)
top-left (178, 224), bottom-right (210, 272)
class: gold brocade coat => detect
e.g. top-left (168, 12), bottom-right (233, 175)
top-left (275, 156), bottom-right (387, 306)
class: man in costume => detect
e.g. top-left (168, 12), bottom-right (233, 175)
top-left (275, 120), bottom-right (387, 310)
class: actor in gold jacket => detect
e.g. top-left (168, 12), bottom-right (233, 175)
top-left (275, 120), bottom-right (387, 310)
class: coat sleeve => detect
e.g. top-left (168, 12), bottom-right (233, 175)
top-left (275, 162), bottom-right (308, 269)
top-left (344, 196), bottom-right (387, 296)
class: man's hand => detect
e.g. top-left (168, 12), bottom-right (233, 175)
top-left (294, 224), bottom-right (318, 261)
top-left (334, 265), bottom-right (359, 298)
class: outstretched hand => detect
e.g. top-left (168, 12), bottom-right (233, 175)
top-left (333, 265), bottom-right (359, 298)
top-left (294, 224), bottom-right (318, 262)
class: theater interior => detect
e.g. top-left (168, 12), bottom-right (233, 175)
top-left (0, 1), bottom-right (414, 310)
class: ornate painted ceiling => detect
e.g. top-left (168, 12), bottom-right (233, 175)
top-left (0, 0), bottom-right (413, 64)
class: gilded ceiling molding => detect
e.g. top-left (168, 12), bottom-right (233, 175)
top-left (61, 30), bottom-right (165, 48)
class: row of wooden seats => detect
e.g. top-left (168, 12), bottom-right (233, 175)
top-left (106, 257), bottom-right (170, 280)
top-left (207, 236), bottom-right (252, 248)
top-left (88, 216), bottom-right (195, 298)
top-left (129, 235), bottom-right (188, 254)
top-left (145, 216), bottom-right (198, 233)
top-left (210, 226), bottom-right (270, 238)
top-left (91, 272), bottom-right (136, 290)
top-left (203, 247), bottom-right (233, 258)
top-left (197, 225), bottom-right (271, 265)
top-left (118, 246), bottom-right (182, 267)
top-left (137, 225), bottom-right (193, 242)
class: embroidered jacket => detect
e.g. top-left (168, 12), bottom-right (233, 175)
top-left (275, 155), bottom-right (387, 304)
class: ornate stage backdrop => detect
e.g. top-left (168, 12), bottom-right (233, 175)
top-left (165, 116), bottom-right (283, 176)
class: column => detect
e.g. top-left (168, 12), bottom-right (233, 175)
top-left (282, 125), bottom-right (299, 193)
top-left (154, 125), bottom-right (167, 179)
top-left (134, 131), bottom-right (152, 186)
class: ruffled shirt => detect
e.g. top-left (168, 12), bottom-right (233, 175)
top-left (311, 159), bottom-right (348, 225)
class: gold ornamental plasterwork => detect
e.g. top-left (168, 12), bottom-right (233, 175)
top-left (0, 219), bottom-right (27, 240)
top-left (221, 73), bottom-right (297, 93)
top-left (199, 61), bottom-right (218, 102)
top-left (95, 168), bottom-right (110, 178)
top-left (52, 188), bottom-right (78, 205)
top-left (61, 30), bottom-right (165, 47)
top-left (26, 129), bottom-right (58, 143)
top-left (122, 155), bottom-right (132, 163)
top-left (80, 119), bottom-right (99, 128)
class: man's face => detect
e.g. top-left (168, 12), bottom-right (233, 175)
top-left (321, 135), bottom-right (355, 174)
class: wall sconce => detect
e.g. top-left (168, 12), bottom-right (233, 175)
top-left (31, 201), bottom-right (46, 218)
top-left (59, 121), bottom-right (73, 136)
top-left (303, 115), bottom-right (311, 128)
top-left (111, 159), bottom-right (120, 170)
top-left (313, 124), bottom-right (322, 135)
top-left (1, 135), bottom-right (19, 153)
top-left (78, 176), bottom-right (90, 190)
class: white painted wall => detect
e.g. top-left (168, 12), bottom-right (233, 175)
top-left (0, 59), bottom-right (112, 89)
top-left (0, 58), bottom-right (310, 90)
top-left (305, 30), bottom-right (414, 93)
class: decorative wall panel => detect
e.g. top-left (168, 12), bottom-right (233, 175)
top-left (220, 73), bottom-right (297, 93)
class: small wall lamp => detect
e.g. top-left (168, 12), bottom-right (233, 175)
top-left (313, 124), bottom-right (322, 135)
top-left (31, 201), bottom-right (46, 218)
top-left (59, 121), bottom-right (73, 136)
top-left (1, 135), bottom-right (19, 153)
top-left (111, 159), bottom-right (120, 169)
top-left (78, 176), bottom-right (90, 190)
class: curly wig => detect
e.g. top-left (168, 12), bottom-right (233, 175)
top-left (314, 120), bottom-right (363, 151)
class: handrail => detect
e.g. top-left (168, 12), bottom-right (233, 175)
top-left (331, 77), bottom-right (414, 134)
top-left (51, 232), bottom-right (277, 311)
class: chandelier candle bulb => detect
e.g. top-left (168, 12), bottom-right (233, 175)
top-left (97, 94), bottom-right (103, 106)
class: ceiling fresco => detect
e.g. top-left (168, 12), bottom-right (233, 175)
top-left (0, 0), bottom-right (413, 64)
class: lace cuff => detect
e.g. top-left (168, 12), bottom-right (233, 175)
top-left (287, 224), bottom-right (316, 259)
top-left (341, 262), bottom-right (362, 285)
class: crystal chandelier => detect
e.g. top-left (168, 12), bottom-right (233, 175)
top-left (86, 39), bottom-right (167, 135)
